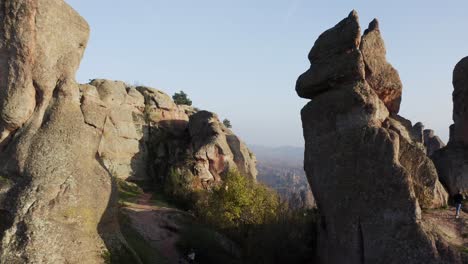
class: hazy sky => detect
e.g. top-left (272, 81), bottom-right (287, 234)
top-left (67, 0), bottom-right (468, 147)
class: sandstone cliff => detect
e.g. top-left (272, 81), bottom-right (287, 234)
top-left (0, 1), bottom-right (256, 263)
top-left (296, 11), bottom-right (463, 264)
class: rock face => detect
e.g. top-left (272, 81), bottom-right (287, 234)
top-left (297, 11), bottom-right (459, 264)
top-left (360, 19), bottom-right (402, 114)
top-left (0, 1), bottom-right (111, 263)
top-left (0, 1), bottom-right (257, 263)
top-left (452, 57), bottom-right (468, 145)
top-left (79, 79), bottom-right (257, 188)
top-left (432, 57), bottom-right (468, 196)
top-left (424, 129), bottom-right (445, 156)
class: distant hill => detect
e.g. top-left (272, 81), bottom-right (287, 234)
top-left (249, 145), bottom-right (304, 167)
top-left (249, 145), bottom-right (314, 208)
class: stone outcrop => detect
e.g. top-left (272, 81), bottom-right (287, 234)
top-left (452, 57), bottom-right (468, 145)
top-left (297, 11), bottom-right (459, 264)
top-left (424, 129), bottom-right (445, 156)
top-left (0, 1), bottom-right (111, 263)
top-left (0, 1), bottom-right (257, 263)
top-left (360, 19), bottom-right (402, 114)
top-left (432, 57), bottom-right (468, 196)
top-left (79, 79), bottom-right (257, 188)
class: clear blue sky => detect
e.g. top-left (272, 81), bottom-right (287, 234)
top-left (67, 0), bottom-right (468, 147)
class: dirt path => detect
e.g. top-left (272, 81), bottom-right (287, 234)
top-left (121, 193), bottom-right (189, 263)
top-left (423, 207), bottom-right (468, 248)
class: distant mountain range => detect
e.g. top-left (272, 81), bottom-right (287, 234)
top-left (249, 145), bottom-right (314, 208)
top-left (249, 145), bottom-right (304, 167)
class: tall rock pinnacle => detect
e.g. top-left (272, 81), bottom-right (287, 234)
top-left (296, 10), bottom-right (461, 264)
top-left (432, 57), bottom-right (468, 196)
top-left (0, 1), bottom-right (111, 263)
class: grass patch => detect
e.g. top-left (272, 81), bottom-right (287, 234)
top-left (101, 250), bottom-right (111, 264)
top-left (0, 175), bottom-right (11, 186)
top-left (458, 245), bottom-right (468, 255)
top-left (115, 178), bottom-right (143, 203)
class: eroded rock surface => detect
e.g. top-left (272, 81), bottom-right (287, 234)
top-left (0, 1), bottom-right (110, 263)
top-left (424, 129), bottom-right (445, 156)
top-left (79, 80), bottom-right (257, 189)
top-left (0, 1), bottom-right (257, 263)
top-left (297, 11), bottom-right (458, 264)
top-left (452, 57), bottom-right (468, 145)
top-left (360, 19), bottom-right (402, 114)
top-left (432, 57), bottom-right (468, 196)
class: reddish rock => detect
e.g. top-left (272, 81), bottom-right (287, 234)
top-left (360, 19), bottom-right (403, 114)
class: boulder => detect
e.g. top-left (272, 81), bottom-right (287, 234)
top-left (189, 111), bottom-right (257, 183)
top-left (433, 145), bottom-right (468, 196)
top-left (296, 11), bottom-right (365, 99)
top-left (297, 11), bottom-right (454, 264)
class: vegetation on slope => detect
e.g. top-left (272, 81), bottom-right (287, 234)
top-left (112, 169), bottom-right (317, 264)
top-left (179, 170), bottom-right (318, 263)
top-left (172, 91), bottom-right (192, 106)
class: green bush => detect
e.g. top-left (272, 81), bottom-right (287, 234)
top-left (223, 119), bottom-right (232, 128)
top-left (163, 168), bottom-right (195, 209)
top-left (114, 177), bottom-right (143, 204)
top-left (192, 170), bottom-right (317, 263)
top-left (196, 170), bottom-right (279, 230)
top-left (172, 91), bottom-right (192, 106)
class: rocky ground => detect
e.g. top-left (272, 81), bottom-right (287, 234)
top-left (424, 207), bottom-right (468, 251)
top-left (120, 192), bottom-right (191, 264)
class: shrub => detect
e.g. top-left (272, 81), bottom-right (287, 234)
top-left (164, 168), bottom-right (195, 209)
top-left (172, 91), bottom-right (192, 106)
top-left (114, 177), bottom-right (143, 204)
top-left (223, 119), bottom-right (232, 128)
top-left (194, 170), bottom-right (317, 263)
top-left (196, 170), bottom-right (279, 230)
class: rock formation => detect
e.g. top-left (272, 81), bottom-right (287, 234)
top-left (296, 11), bottom-right (462, 264)
top-left (79, 79), bottom-right (257, 187)
top-left (0, 1), bottom-right (256, 263)
top-left (424, 129), bottom-right (445, 156)
top-left (432, 57), bottom-right (468, 196)
top-left (0, 1), bottom-right (110, 263)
